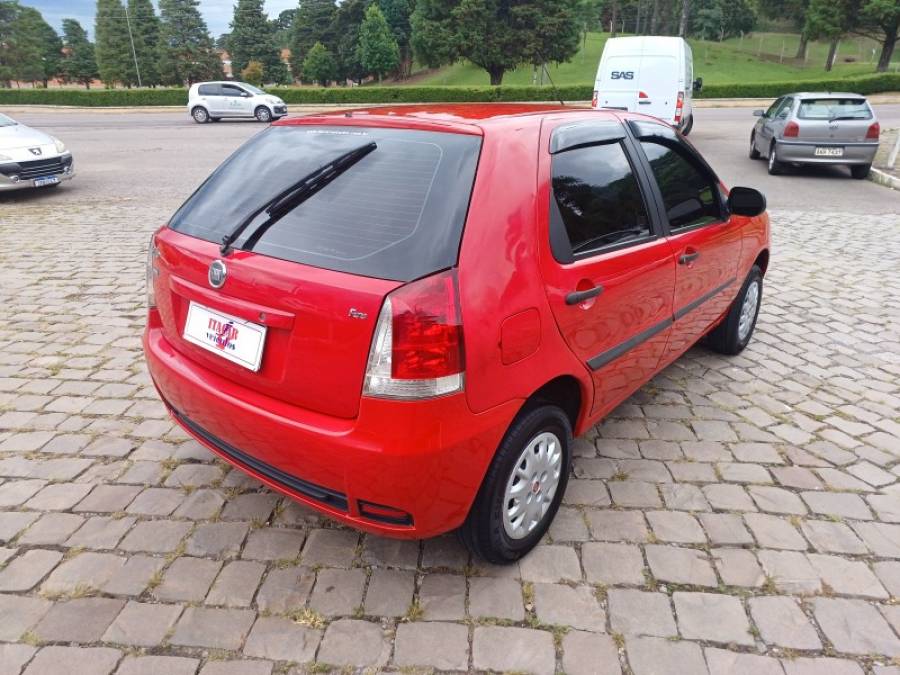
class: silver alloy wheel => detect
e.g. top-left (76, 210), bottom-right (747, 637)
top-left (193, 107), bottom-right (208, 123)
top-left (738, 280), bottom-right (760, 342)
top-left (502, 431), bottom-right (563, 539)
top-left (256, 107), bottom-right (272, 122)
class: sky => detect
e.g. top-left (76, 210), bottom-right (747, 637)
top-left (20, 0), bottom-right (299, 39)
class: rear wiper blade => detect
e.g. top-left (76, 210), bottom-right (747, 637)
top-left (219, 141), bottom-right (377, 255)
top-left (828, 115), bottom-right (865, 122)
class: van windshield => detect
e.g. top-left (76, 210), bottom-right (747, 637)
top-left (168, 125), bottom-right (482, 281)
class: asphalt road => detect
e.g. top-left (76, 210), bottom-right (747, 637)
top-left (3, 104), bottom-right (899, 214)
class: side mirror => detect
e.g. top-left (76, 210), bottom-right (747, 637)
top-left (728, 186), bottom-right (766, 218)
top-left (692, 77), bottom-right (703, 93)
top-left (752, 109), bottom-right (765, 117)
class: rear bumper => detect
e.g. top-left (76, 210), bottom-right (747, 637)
top-left (775, 140), bottom-right (878, 165)
top-left (143, 314), bottom-right (518, 538)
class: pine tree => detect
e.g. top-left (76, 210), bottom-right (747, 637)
top-left (290, 0), bottom-right (337, 78)
top-left (229, 0), bottom-right (288, 84)
top-left (29, 8), bottom-right (62, 86)
top-left (0, 3), bottom-right (60, 86)
top-left (61, 18), bottom-right (99, 88)
top-left (357, 4), bottom-right (400, 81)
top-left (158, 0), bottom-right (223, 86)
top-left (331, 0), bottom-right (367, 82)
top-left (377, 0), bottom-right (412, 77)
top-left (302, 40), bottom-right (337, 85)
top-left (95, 0), bottom-right (135, 87)
top-left (127, 0), bottom-right (161, 86)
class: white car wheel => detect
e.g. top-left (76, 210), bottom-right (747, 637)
top-left (192, 107), bottom-right (209, 124)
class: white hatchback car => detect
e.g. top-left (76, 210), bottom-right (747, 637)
top-left (0, 113), bottom-right (74, 192)
top-left (188, 81), bottom-right (287, 124)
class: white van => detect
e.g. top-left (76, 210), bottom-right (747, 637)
top-left (593, 36), bottom-right (701, 134)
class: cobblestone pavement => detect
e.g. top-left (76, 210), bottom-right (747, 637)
top-left (2, 123), bottom-right (900, 674)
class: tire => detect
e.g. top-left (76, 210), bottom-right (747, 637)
top-left (749, 133), bottom-right (761, 159)
top-left (851, 163), bottom-right (871, 180)
top-left (191, 106), bottom-right (209, 124)
top-left (255, 106), bottom-right (273, 123)
top-left (210, 117), bottom-right (221, 123)
top-left (458, 404), bottom-right (572, 564)
top-left (681, 114), bottom-right (694, 136)
top-left (767, 142), bottom-right (783, 175)
top-left (705, 265), bottom-right (763, 356)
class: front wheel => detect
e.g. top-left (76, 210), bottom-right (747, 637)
top-left (705, 265), bottom-right (763, 355)
top-left (458, 405), bottom-right (572, 564)
top-left (255, 106), bottom-right (272, 123)
top-left (191, 106), bottom-right (209, 124)
top-left (850, 164), bottom-right (871, 180)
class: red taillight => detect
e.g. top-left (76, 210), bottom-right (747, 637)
top-left (866, 121), bottom-right (880, 140)
top-left (592, 90), bottom-right (599, 107)
top-left (639, 91), bottom-right (649, 99)
top-left (784, 121), bottom-right (799, 138)
top-left (363, 270), bottom-right (464, 399)
top-left (390, 271), bottom-right (464, 380)
top-left (674, 91), bottom-right (684, 123)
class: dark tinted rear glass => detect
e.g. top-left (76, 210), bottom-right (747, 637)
top-left (169, 126), bottom-right (482, 281)
top-left (197, 84), bottom-right (220, 96)
top-left (798, 98), bottom-right (871, 120)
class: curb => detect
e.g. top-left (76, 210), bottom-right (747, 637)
top-left (869, 167), bottom-right (899, 190)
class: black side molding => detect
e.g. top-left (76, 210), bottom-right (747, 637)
top-left (674, 278), bottom-right (736, 321)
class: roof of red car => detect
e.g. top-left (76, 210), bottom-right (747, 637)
top-left (275, 103), bottom-right (621, 135)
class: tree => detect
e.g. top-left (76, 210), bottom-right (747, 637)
top-left (96, 0), bottom-right (135, 86)
top-left (303, 40), bottom-right (337, 85)
top-left (377, 0), bottom-right (413, 77)
top-left (691, 0), bottom-right (755, 41)
top-left (412, 0), bottom-right (582, 86)
top-left (290, 0), bottom-right (337, 79)
top-left (30, 8), bottom-right (62, 86)
top-left (61, 18), bottom-right (98, 88)
top-left (127, 0), bottom-right (161, 86)
top-left (331, 0), bottom-right (367, 82)
top-left (855, 0), bottom-right (899, 71)
top-left (230, 0), bottom-right (288, 84)
top-left (757, 0), bottom-right (810, 58)
top-left (158, 0), bottom-right (223, 85)
top-left (241, 59), bottom-right (264, 85)
top-left (805, 0), bottom-right (857, 70)
top-left (357, 3), bottom-right (400, 80)
top-left (678, 0), bottom-right (690, 36)
top-left (272, 8), bottom-right (296, 48)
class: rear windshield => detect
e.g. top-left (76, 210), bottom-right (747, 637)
top-left (169, 125), bottom-right (482, 281)
top-left (798, 98), bottom-right (871, 120)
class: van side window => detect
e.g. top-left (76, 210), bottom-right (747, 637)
top-left (550, 142), bottom-right (651, 259)
top-left (640, 140), bottom-right (722, 232)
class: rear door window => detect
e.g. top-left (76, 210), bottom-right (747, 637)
top-left (169, 126), bottom-right (482, 282)
top-left (798, 98), bottom-right (872, 120)
top-left (198, 84), bottom-right (221, 96)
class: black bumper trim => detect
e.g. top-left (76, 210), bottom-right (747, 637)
top-left (170, 406), bottom-right (349, 512)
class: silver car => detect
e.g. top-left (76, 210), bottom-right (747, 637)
top-left (0, 113), bottom-right (75, 191)
top-left (749, 92), bottom-right (880, 179)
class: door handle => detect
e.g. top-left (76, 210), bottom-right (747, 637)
top-left (638, 100), bottom-right (652, 105)
top-left (679, 251), bottom-right (700, 265)
top-left (566, 285), bottom-right (604, 305)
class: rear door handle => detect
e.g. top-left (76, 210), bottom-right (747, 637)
top-left (566, 285), bottom-right (604, 305)
top-left (679, 251), bottom-right (700, 265)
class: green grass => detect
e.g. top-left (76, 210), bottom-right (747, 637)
top-left (413, 32), bottom-right (899, 87)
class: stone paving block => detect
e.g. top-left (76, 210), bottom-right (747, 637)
top-left (33, 597), bottom-right (125, 643)
top-left (748, 595), bottom-right (822, 649)
top-left (704, 648), bottom-right (785, 675)
top-left (0, 594), bottom-right (52, 641)
top-left (583, 542), bottom-right (645, 585)
top-left (173, 489), bottom-right (225, 520)
top-left (732, 442), bottom-right (783, 464)
top-left (718, 462), bottom-right (772, 484)
top-left (700, 513), bottom-right (754, 546)
top-left (170, 607), bottom-right (256, 650)
top-left (549, 506), bottom-right (590, 541)
top-left (645, 545), bottom-right (717, 586)
top-left (360, 536), bottom-right (419, 569)
top-left (800, 520), bottom-right (868, 555)
top-left (254, 566), bottom-right (315, 614)
top-left (467, 575), bottom-right (523, 621)
top-left (164, 463), bottom-right (222, 488)
top-left (873, 561), bottom-right (900, 597)
top-left (565, 479), bottom-right (612, 506)
top-left (473, 626), bottom-right (555, 675)
top-left (119, 520), bottom-right (191, 553)
top-left (813, 597), bottom-right (900, 656)
top-left (712, 548), bottom-right (764, 588)
top-left (772, 466), bottom-right (825, 490)
top-left (309, 567), bottom-right (366, 617)
top-left (186, 522), bottom-right (249, 558)
top-left (660, 483), bottom-right (710, 511)
top-left (17, 513), bottom-right (84, 546)
top-left (300, 528), bottom-right (358, 567)
top-left (394, 622), bottom-right (470, 671)
top-left (817, 468), bottom-right (875, 493)
top-left (801, 491), bottom-right (873, 521)
top-left (586, 510), bottom-right (648, 542)
top-left (0, 480), bottom-right (47, 508)
top-left (241, 528), bottom-right (305, 561)
top-left (0, 549), bottom-right (62, 592)
top-left (199, 662), bottom-right (273, 675)
top-left (0, 512), bottom-right (39, 543)
top-left (562, 631), bottom-right (622, 675)
top-left (24, 482), bottom-right (92, 511)
top-left (125, 487), bottom-right (184, 516)
top-left (102, 600), bottom-right (184, 647)
top-left (219, 494), bottom-right (279, 523)
top-left (73, 484), bottom-right (142, 513)
top-left (757, 550), bottom-right (821, 594)
top-left (519, 544), bottom-right (581, 582)
top-left (807, 553), bottom-right (888, 599)
top-left (206, 560), bottom-right (265, 608)
top-left (610, 480), bottom-right (662, 508)
top-left (534, 582), bottom-right (606, 632)
top-left (781, 657), bottom-right (864, 675)
top-left (702, 483), bottom-right (757, 511)
top-left (115, 656), bottom-right (198, 675)
top-left (608, 589), bottom-right (676, 637)
top-left (748, 485), bottom-right (808, 515)
top-left (21, 647), bottom-right (121, 675)
top-left (65, 516), bottom-right (135, 550)
top-left (667, 461), bottom-right (717, 483)
top-left (417, 572), bottom-right (465, 620)
top-left (154, 556), bottom-right (222, 602)
top-left (847, 461), bottom-right (895, 487)
top-left (868, 494), bottom-right (900, 523)
top-left (0, 644), bottom-right (36, 675)
top-left (100, 555), bottom-right (164, 597)
top-left (317, 619), bottom-right (390, 668)
top-left (673, 591), bottom-right (753, 645)
top-left (744, 513), bottom-right (807, 550)
top-left (851, 522), bottom-right (900, 558)
top-left (421, 534), bottom-right (469, 570)
top-left (626, 636), bottom-right (709, 675)
top-left (647, 510), bottom-right (706, 543)
top-left (242, 616), bottom-right (321, 663)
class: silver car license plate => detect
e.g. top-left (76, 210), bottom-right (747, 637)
top-left (814, 147), bottom-right (843, 157)
top-left (34, 175), bottom-right (60, 187)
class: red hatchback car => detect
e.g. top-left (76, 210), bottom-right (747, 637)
top-left (144, 104), bottom-right (769, 563)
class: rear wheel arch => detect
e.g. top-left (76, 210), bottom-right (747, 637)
top-left (519, 375), bottom-right (585, 433)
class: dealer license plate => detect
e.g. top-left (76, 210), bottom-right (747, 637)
top-left (183, 302), bottom-right (266, 371)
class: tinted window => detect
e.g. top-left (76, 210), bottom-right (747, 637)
top-left (550, 142), bottom-right (651, 257)
top-left (640, 141), bottom-right (721, 231)
top-left (169, 126), bottom-right (481, 282)
top-left (221, 84), bottom-right (246, 97)
top-left (798, 97), bottom-right (872, 120)
top-left (198, 84), bottom-right (220, 96)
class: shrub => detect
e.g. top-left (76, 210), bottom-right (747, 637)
top-left (241, 61), bottom-right (264, 87)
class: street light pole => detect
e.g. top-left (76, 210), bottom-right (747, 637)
top-left (124, 5), bottom-right (143, 88)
